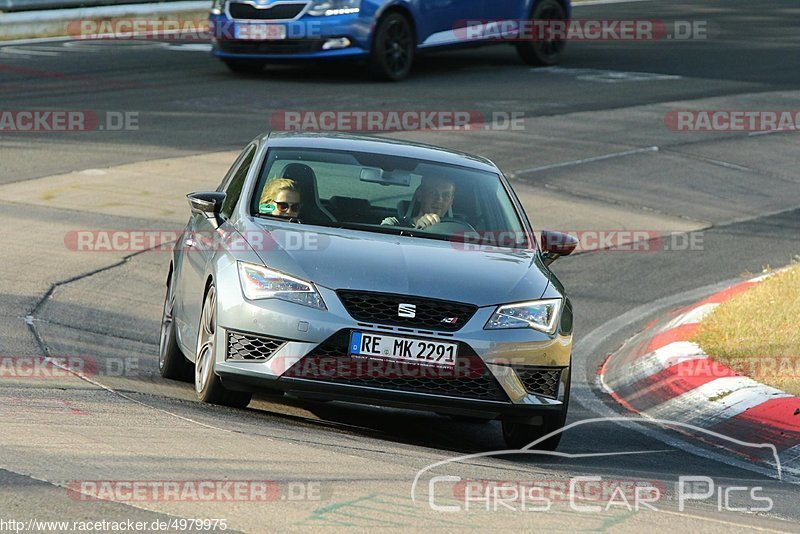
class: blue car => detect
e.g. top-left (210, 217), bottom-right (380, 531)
top-left (209, 0), bottom-right (571, 80)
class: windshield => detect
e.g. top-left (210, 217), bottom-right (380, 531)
top-left (250, 148), bottom-right (530, 248)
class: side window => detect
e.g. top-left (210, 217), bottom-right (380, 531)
top-left (217, 146), bottom-right (251, 192)
top-left (220, 145), bottom-right (256, 220)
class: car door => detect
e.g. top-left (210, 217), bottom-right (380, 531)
top-left (416, 0), bottom-right (484, 47)
top-left (174, 144), bottom-right (257, 355)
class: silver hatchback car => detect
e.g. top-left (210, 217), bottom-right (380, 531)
top-left (159, 132), bottom-right (577, 449)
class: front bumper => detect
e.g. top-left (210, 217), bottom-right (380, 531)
top-left (213, 281), bottom-right (572, 418)
top-left (209, 13), bottom-right (371, 61)
top-left (221, 370), bottom-right (567, 421)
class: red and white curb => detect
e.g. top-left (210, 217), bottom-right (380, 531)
top-left (599, 272), bottom-right (800, 476)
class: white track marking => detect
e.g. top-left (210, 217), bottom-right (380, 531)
top-left (168, 43), bottom-right (213, 52)
top-left (661, 303), bottom-right (719, 330)
top-left (513, 145), bottom-right (658, 175)
top-left (750, 271), bottom-right (778, 282)
top-left (606, 341), bottom-right (708, 390)
top-left (644, 376), bottom-right (792, 426)
top-left (534, 67), bottom-right (682, 83)
top-left (574, 0), bottom-right (654, 6)
top-left (0, 46), bottom-right (60, 56)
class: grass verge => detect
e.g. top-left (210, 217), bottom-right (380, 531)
top-left (693, 264), bottom-right (800, 396)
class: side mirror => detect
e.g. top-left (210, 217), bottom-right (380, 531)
top-left (540, 230), bottom-right (578, 266)
top-left (187, 192), bottom-right (226, 222)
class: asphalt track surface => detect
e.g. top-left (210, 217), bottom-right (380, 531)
top-left (1, 0), bottom-right (799, 531)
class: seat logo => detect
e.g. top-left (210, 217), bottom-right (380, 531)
top-left (398, 303), bottom-right (416, 318)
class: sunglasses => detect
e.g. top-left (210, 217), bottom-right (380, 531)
top-left (275, 201), bottom-right (301, 212)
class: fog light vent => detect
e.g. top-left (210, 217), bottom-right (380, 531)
top-left (513, 368), bottom-right (562, 398)
top-left (322, 37), bottom-right (352, 50)
top-left (226, 330), bottom-right (286, 361)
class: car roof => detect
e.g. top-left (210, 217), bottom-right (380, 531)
top-left (259, 132), bottom-right (501, 174)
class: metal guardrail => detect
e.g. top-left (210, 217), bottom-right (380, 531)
top-left (1, 0), bottom-right (196, 12)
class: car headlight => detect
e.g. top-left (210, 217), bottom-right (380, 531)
top-left (238, 261), bottom-right (326, 310)
top-left (484, 299), bottom-right (562, 333)
top-left (307, 0), bottom-right (360, 16)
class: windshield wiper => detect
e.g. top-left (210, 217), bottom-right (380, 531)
top-left (253, 218), bottom-right (456, 243)
top-left (331, 222), bottom-right (413, 237)
top-left (331, 222), bottom-right (461, 243)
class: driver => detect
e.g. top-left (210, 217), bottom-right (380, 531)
top-left (258, 178), bottom-right (302, 219)
top-left (381, 174), bottom-right (455, 229)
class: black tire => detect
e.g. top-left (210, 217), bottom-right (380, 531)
top-left (158, 269), bottom-right (193, 382)
top-left (501, 412), bottom-right (564, 450)
top-left (223, 59), bottom-right (266, 74)
top-left (502, 368), bottom-right (571, 450)
top-left (195, 285), bottom-right (252, 408)
top-left (368, 12), bottom-right (415, 81)
top-left (516, 0), bottom-right (567, 66)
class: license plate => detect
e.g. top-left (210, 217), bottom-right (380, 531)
top-left (234, 23), bottom-right (287, 40)
top-left (349, 332), bottom-right (458, 367)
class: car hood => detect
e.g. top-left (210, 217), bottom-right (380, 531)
top-left (242, 219), bottom-right (551, 307)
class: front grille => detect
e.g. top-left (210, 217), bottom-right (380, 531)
top-left (337, 291), bottom-right (477, 332)
top-left (229, 2), bottom-right (306, 20)
top-left (281, 330), bottom-right (510, 402)
top-left (514, 368), bottom-right (562, 398)
top-left (226, 330), bottom-right (286, 361)
top-left (216, 40), bottom-right (325, 55)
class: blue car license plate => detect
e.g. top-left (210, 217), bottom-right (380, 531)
top-left (234, 23), bottom-right (287, 40)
